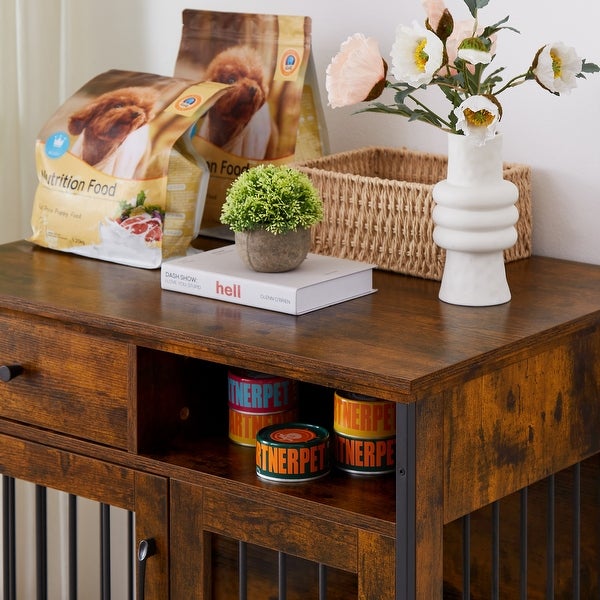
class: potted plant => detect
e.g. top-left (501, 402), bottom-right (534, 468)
top-left (220, 164), bottom-right (324, 272)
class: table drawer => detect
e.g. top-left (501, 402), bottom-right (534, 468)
top-left (0, 313), bottom-right (129, 448)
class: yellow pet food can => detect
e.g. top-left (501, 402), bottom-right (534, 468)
top-left (333, 391), bottom-right (396, 439)
top-left (228, 407), bottom-right (298, 447)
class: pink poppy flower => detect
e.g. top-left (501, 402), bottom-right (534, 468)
top-left (326, 34), bottom-right (387, 108)
top-left (421, 0), bottom-right (448, 32)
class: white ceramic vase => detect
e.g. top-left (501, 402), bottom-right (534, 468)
top-left (432, 133), bottom-right (519, 306)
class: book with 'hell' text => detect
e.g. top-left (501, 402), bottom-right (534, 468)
top-left (160, 245), bottom-right (376, 315)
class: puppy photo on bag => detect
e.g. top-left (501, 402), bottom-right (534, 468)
top-left (67, 85), bottom-right (158, 179)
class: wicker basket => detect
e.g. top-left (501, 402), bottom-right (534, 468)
top-left (297, 147), bottom-right (532, 281)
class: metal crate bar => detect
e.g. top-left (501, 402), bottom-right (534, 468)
top-left (546, 474), bottom-right (555, 599)
top-left (318, 563), bottom-right (327, 600)
top-left (2, 475), bottom-right (16, 600)
top-left (519, 487), bottom-right (528, 599)
top-left (36, 484), bottom-right (48, 600)
top-left (69, 494), bottom-right (78, 600)
top-left (462, 514), bottom-right (470, 600)
top-left (572, 462), bottom-right (581, 600)
top-left (238, 540), bottom-right (247, 600)
top-left (491, 501), bottom-right (500, 600)
top-left (278, 551), bottom-right (287, 600)
top-left (1, 477), bottom-right (136, 599)
top-left (128, 511), bottom-right (135, 600)
top-left (100, 502), bottom-right (111, 600)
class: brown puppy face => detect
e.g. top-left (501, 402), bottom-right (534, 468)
top-left (205, 46), bottom-right (268, 127)
top-left (68, 87), bottom-right (157, 144)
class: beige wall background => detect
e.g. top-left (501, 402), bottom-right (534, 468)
top-left (2, 0), bottom-right (599, 265)
top-left (0, 0), bottom-right (600, 263)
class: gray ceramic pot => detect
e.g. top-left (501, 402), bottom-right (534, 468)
top-left (235, 228), bottom-right (311, 272)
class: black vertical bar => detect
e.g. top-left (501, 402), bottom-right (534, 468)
top-left (3, 476), bottom-right (16, 600)
top-left (519, 487), bottom-right (528, 600)
top-left (100, 503), bottom-right (111, 600)
top-left (278, 551), bottom-right (287, 600)
top-left (238, 540), bottom-right (247, 600)
top-left (128, 511), bottom-right (134, 600)
top-left (462, 514), bottom-right (470, 600)
top-left (68, 494), bottom-right (77, 600)
top-left (491, 501), bottom-right (500, 600)
top-left (546, 475), bottom-right (555, 599)
top-left (318, 563), bottom-right (327, 600)
top-left (573, 463), bottom-right (581, 600)
top-left (396, 403), bottom-right (416, 600)
top-left (36, 485), bottom-right (48, 600)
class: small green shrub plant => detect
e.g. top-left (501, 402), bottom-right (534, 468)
top-left (220, 164), bottom-right (323, 235)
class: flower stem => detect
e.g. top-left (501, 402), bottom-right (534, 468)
top-left (493, 71), bottom-right (532, 95)
top-left (407, 93), bottom-right (454, 128)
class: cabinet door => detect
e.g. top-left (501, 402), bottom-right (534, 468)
top-left (170, 479), bottom-right (395, 600)
top-left (0, 434), bottom-right (169, 599)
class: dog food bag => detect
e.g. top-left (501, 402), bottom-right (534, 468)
top-left (174, 10), bottom-right (328, 236)
top-left (30, 69), bottom-right (230, 268)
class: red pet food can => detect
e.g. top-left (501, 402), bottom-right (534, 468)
top-left (255, 423), bottom-right (330, 482)
top-left (333, 431), bottom-right (396, 475)
top-left (228, 407), bottom-right (298, 447)
top-left (333, 391), bottom-right (396, 439)
top-left (228, 369), bottom-right (298, 415)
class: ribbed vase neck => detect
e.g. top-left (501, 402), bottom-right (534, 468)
top-left (446, 133), bottom-right (504, 186)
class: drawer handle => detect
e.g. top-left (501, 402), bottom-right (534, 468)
top-left (0, 365), bottom-right (23, 382)
top-left (137, 538), bottom-right (156, 600)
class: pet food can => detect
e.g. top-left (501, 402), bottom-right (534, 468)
top-left (333, 431), bottom-right (396, 475)
top-left (228, 407), bottom-right (298, 446)
top-left (255, 423), bottom-right (330, 482)
top-left (228, 369), bottom-right (298, 415)
top-left (333, 391), bottom-right (396, 439)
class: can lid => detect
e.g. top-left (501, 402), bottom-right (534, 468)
top-left (229, 368), bottom-right (288, 381)
top-left (335, 390), bottom-right (379, 402)
top-left (256, 423), bottom-right (329, 446)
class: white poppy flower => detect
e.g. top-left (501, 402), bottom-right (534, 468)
top-left (454, 95), bottom-right (500, 145)
top-left (533, 42), bottom-right (583, 95)
top-left (390, 21), bottom-right (444, 87)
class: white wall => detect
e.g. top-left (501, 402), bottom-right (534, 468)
top-left (52, 0), bottom-right (600, 265)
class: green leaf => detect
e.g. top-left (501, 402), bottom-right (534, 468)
top-left (463, 0), bottom-right (490, 18)
top-left (481, 16), bottom-right (520, 38)
top-left (581, 60), bottom-right (600, 74)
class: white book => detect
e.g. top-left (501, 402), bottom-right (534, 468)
top-left (161, 245), bottom-right (376, 315)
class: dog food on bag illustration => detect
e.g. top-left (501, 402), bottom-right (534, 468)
top-left (30, 70), bottom-right (230, 268)
top-left (173, 10), bottom-right (327, 235)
